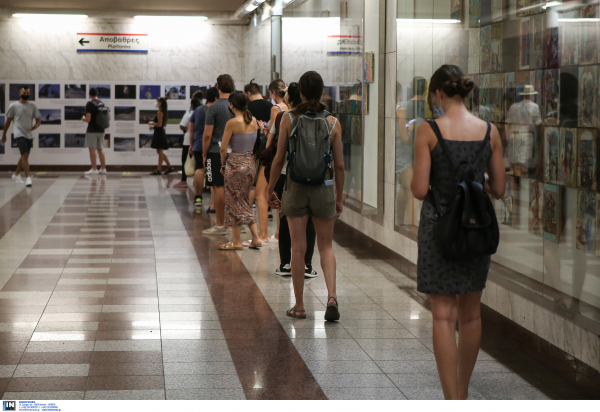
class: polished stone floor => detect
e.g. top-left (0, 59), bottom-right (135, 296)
top-left (0, 173), bottom-right (590, 400)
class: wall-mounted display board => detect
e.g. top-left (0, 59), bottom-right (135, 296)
top-left (0, 80), bottom-right (215, 166)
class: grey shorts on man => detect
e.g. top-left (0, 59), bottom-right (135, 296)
top-left (85, 133), bottom-right (104, 149)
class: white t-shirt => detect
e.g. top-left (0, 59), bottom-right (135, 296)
top-left (6, 101), bottom-right (41, 140)
top-left (180, 109), bottom-right (193, 146)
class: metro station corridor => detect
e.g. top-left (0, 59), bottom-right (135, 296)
top-left (0, 174), bottom-right (591, 400)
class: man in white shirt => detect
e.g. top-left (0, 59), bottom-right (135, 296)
top-left (1, 86), bottom-right (41, 187)
top-left (173, 94), bottom-right (202, 188)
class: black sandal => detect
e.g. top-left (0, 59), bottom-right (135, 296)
top-left (324, 297), bottom-right (340, 321)
top-left (286, 306), bottom-right (306, 319)
top-left (163, 167), bottom-right (175, 175)
top-left (150, 170), bottom-right (162, 175)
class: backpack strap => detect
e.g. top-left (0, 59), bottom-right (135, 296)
top-left (427, 120), bottom-right (459, 171)
top-left (472, 122), bottom-right (492, 168)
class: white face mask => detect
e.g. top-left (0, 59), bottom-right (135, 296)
top-left (271, 99), bottom-right (276, 105)
top-left (154, 103), bottom-right (159, 109)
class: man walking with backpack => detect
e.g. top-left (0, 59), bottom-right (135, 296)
top-left (82, 87), bottom-right (109, 175)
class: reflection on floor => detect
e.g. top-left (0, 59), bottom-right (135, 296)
top-left (0, 173), bottom-right (590, 400)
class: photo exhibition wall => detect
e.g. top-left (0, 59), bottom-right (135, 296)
top-left (0, 81), bottom-right (220, 166)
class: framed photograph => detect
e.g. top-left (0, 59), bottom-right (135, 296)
top-left (469, 0), bottom-right (480, 28)
top-left (501, 176), bottom-right (517, 227)
top-left (579, 4), bottom-right (598, 65)
top-left (90, 84), bottom-right (111, 99)
top-left (190, 86), bottom-right (208, 100)
top-left (115, 85), bottom-right (137, 99)
top-left (38, 133), bottom-right (60, 148)
top-left (468, 28), bottom-right (480, 74)
top-left (579, 65), bottom-right (598, 127)
top-left (490, 23), bottom-right (503, 72)
top-left (103, 134), bottom-right (110, 149)
top-left (166, 134), bottom-right (184, 148)
top-left (543, 69), bottom-right (559, 120)
top-left (64, 84), bottom-right (87, 99)
top-left (559, 127), bottom-right (577, 187)
top-left (139, 110), bottom-right (157, 125)
top-left (561, 20), bottom-right (579, 66)
top-left (542, 184), bottom-right (563, 243)
top-left (140, 85), bottom-right (161, 100)
top-left (364, 52), bottom-right (374, 83)
top-left (532, 14), bottom-right (544, 69)
top-left (39, 109), bottom-right (61, 125)
top-left (519, 17), bottom-right (530, 70)
top-left (528, 180), bottom-right (543, 237)
top-left (0, 84), bottom-right (5, 113)
top-left (576, 190), bottom-right (596, 252)
top-left (114, 137), bottom-right (135, 152)
top-left (65, 133), bottom-right (86, 148)
top-left (165, 85), bottom-right (186, 100)
top-left (545, 27), bottom-right (559, 69)
top-left (114, 106), bottom-right (136, 121)
top-left (480, 25), bottom-right (492, 73)
top-left (577, 129), bottom-right (597, 190)
top-left (544, 127), bottom-right (559, 184)
top-left (64, 106), bottom-right (86, 121)
top-left (451, 0), bottom-right (461, 20)
top-left (38, 84), bottom-right (60, 99)
top-left (167, 110), bottom-right (186, 125)
top-left (139, 134), bottom-right (153, 149)
top-left (9, 84), bottom-right (35, 101)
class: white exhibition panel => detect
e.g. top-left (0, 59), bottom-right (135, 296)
top-left (0, 81), bottom-right (217, 166)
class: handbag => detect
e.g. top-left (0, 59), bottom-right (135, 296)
top-left (253, 121), bottom-right (268, 159)
top-left (427, 120), bottom-right (499, 261)
top-left (184, 153), bottom-right (196, 177)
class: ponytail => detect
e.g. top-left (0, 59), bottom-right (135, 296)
top-left (228, 91), bottom-right (253, 124)
top-left (243, 107), bottom-right (252, 124)
top-left (296, 71), bottom-right (327, 115)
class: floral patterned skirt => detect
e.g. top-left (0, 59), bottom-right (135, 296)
top-left (224, 151), bottom-right (256, 227)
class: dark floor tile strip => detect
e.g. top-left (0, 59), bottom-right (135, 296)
top-left (169, 189), bottom-right (327, 400)
top-left (0, 179), bottom-right (56, 240)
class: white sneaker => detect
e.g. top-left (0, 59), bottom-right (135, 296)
top-left (304, 265), bottom-right (318, 278)
top-left (85, 169), bottom-right (99, 175)
top-left (269, 235), bottom-right (279, 245)
top-left (275, 264), bottom-right (292, 276)
top-left (202, 225), bottom-right (227, 235)
top-left (25, 176), bottom-right (32, 187)
top-left (15, 175), bottom-right (24, 184)
top-left (11, 173), bottom-right (19, 181)
top-left (98, 169), bottom-right (107, 175)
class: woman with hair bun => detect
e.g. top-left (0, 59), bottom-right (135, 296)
top-left (217, 91), bottom-right (262, 250)
top-left (411, 65), bottom-right (506, 399)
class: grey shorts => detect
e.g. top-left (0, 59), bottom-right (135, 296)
top-left (85, 133), bottom-right (104, 149)
top-left (281, 175), bottom-right (336, 220)
top-left (15, 137), bottom-right (33, 155)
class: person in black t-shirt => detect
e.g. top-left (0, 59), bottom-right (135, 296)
top-left (82, 88), bottom-right (107, 175)
top-left (245, 82), bottom-right (272, 124)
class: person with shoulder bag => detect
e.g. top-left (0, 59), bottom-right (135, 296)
top-left (267, 71), bottom-right (345, 321)
top-left (411, 65), bottom-right (506, 400)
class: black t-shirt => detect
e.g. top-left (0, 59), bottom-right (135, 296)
top-left (247, 99), bottom-right (273, 123)
top-left (86, 100), bottom-right (105, 133)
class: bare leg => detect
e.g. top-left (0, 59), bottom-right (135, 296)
top-left (456, 291), bottom-right (483, 400)
top-left (163, 153), bottom-right (171, 168)
top-left (21, 153), bottom-right (30, 178)
top-left (194, 169), bottom-right (205, 196)
top-left (210, 187), bottom-right (215, 209)
top-left (287, 216), bottom-right (309, 311)
top-left (248, 222), bottom-right (260, 244)
top-left (98, 149), bottom-right (106, 170)
top-left (430, 294), bottom-right (459, 400)
top-left (156, 150), bottom-right (163, 171)
top-left (89, 148), bottom-right (97, 170)
top-left (231, 226), bottom-right (242, 247)
top-left (312, 217), bottom-right (337, 303)
top-left (249, 189), bottom-right (256, 209)
top-left (214, 186), bottom-right (225, 226)
top-left (255, 168), bottom-right (269, 242)
top-left (15, 158), bottom-right (22, 175)
top-left (275, 210), bottom-right (280, 239)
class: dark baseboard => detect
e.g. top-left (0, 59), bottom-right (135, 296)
top-left (0, 165), bottom-right (164, 172)
top-left (334, 219), bottom-right (600, 399)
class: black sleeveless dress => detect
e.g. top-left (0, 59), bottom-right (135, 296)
top-left (417, 122), bottom-right (493, 295)
top-left (151, 115), bottom-right (169, 150)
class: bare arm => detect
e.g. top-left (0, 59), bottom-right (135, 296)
top-left (410, 122), bottom-right (433, 201)
top-left (266, 132), bottom-right (275, 148)
top-left (31, 117), bottom-right (41, 131)
top-left (267, 114), bottom-right (291, 197)
top-left (188, 122), bottom-right (195, 154)
top-left (179, 125), bottom-right (187, 132)
top-left (486, 124), bottom-right (507, 199)
top-left (1, 117), bottom-right (12, 142)
top-left (203, 125), bottom-right (213, 158)
top-left (82, 113), bottom-right (92, 123)
top-left (268, 105), bottom-right (281, 129)
top-left (329, 118), bottom-right (345, 217)
top-left (396, 107), bottom-right (409, 143)
top-left (220, 121), bottom-right (234, 166)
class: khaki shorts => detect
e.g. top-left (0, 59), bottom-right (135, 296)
top-left (281, 175), bottom-right (336, 220)
top-left (85, 133), bottom-right (104, 149)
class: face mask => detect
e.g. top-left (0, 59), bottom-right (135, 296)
top-left (228, 107), bottom-right (234, 115)
top-left (433, 100), bottom-right (444, 117)
top-left (20, 95), bottom-right (30, 100)
top-left (154, 103), bottom-right (159, 109)
top-left (271, 99), bottom-right (276, 105)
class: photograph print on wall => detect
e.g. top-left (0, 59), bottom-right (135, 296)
top-left (140, 85), bottom-right (161, 100)
top-left (0, 84), bottom-right (5, 113)
top-left (167, 110), bottom-right (186, 125)
top-left (65, 133), bottom-right (86, 148)
top-left (139, 134), bottom-right (153, 149)
top-left (577, 129), bottom-right (597, 191)
top-left (532, 14), bottom-right (544, 69)
top-left (576, 190), bottom-right (596, 253)
top-left (104, 134), bottom-right (110, 149)
top-left (90, 84), bottom-right (111, 99)
top-left (64, 84), bottom-right (87, 99)
top-left (520, 17), bottom-right (530, 70)
top-left (542, 184), bottom-right (563, 243)
top-left (559, 127), bottom-right (577, 187)
top-left (469, 0), bottom-right (480, 28)
top-left (115, 85), bottom-right (137, 99)
top-left (545, 27), bottom-right (559, 69)
top-left (9, 84), bottom-right (35, 101)
top-left (166, 134), bottom-right (184, 148)
top-left (38, 133), bottom-right (60, 148)
top-left (0, 116), bottom-right (4, 154)
top-left (579, 4), bottom-right (598, 65)
top-left (38, 84), bottom-right (60, 99)
top-left (39, 109), bottom-right (61, 125)
top-left (114, 107), bottom-right (136, 121)
top-left (480, 25), bottom-right (492, 73)
top-left (528, 180), bottom-right (543, 237)
top-left (561, 19), bottom-right (579, 66)
top-left (64, 106), bottom-right (86, 121)
top-left (190, 86), bottom-right (208, 100)
top-left (544, 127), bottom-right (559, 183)
top-left (579, 65), bottom-right (598, 127)
top-left (139, 110), bottom-right (157, 125)
top-left (543, 69), bottom-right (559, 120)
top-left (114, 137), bottom-right (135, 152)
top-left (165, 86), bottom-right (186, 100)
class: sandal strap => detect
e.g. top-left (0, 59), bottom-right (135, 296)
top-left (328, 296), bottom-right (338, 306)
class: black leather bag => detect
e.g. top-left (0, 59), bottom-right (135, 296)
top-left (427, 120), bottom-right (500, 261)
top-left (253, 123), bottom-right (268, 159)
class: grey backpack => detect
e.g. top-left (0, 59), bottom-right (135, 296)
top-left (287, 110), bottom-right (337, 185)
top-left (92, 100), bottom-right (110, 130)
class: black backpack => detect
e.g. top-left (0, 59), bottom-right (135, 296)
top-left (92, 100), bottom-right (110, 130)
top-left (427, 120), bottom-right (499, 261)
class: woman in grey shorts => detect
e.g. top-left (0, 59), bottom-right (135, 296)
top-left (267, 71), bottom-right (345, 321)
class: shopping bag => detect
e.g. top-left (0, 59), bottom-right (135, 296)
top-left (184, 153), bottom-right (196, 177)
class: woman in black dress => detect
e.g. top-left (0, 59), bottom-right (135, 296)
top-left (149, 97), bottom-right (173, 175)
top-left (411, 65), bottom-right (506, 400)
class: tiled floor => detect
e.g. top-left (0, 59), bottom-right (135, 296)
top-left (0, 173), bottom-right (591, 400)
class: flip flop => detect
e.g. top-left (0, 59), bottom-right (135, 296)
top-left (286, 306), bottom-right (306, 319)
top-left (243, 240), bottom-right (263, 249)
top-left (150, 170), bottom-right (162, 175)
top-left (218, 242), bottom-right (243, 251)
top-left (324, 296), bottom-right (340, 321)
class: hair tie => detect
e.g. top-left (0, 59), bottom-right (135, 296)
top-left (243, 106), bottom-right (249, 111)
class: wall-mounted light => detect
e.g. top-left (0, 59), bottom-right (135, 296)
top-left (12, 13), bottom-right (88, 19)
top-left (245, 4), bottom-right (258, 12)
top-left (396, 19), bottom-right (460, 24)
top-left (134, 15), bottom-right (208, 21)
